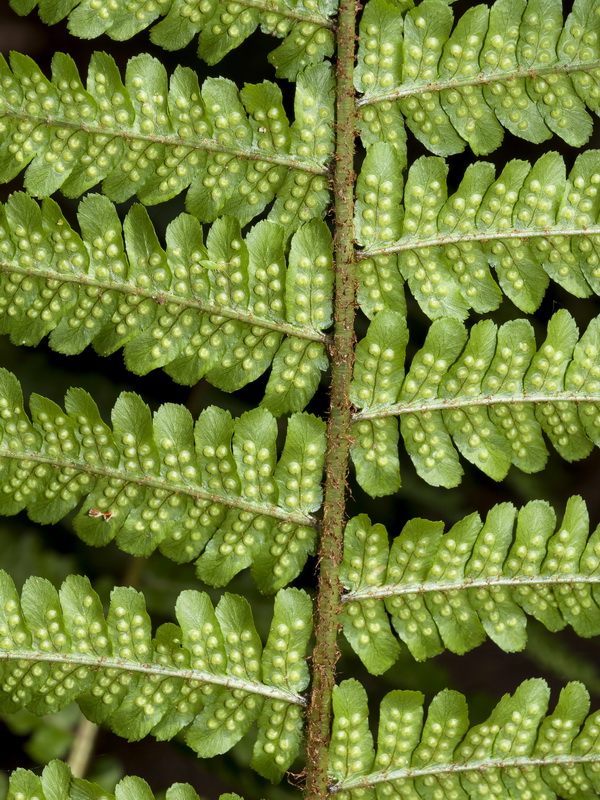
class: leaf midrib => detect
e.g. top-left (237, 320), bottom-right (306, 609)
top-left (329, 751), bottom-right (600, 793)
top-left (0, 446), bottom-right (317, 528)
top-left (1, 111), bottom-right (330, 176)
top-left (0, 648), bottom-right (306, 705)
top-left (357, 58), bottom-right (600, 108)
top-left (358, 224), bottom-right (600, 261)
top-left (232, 0), bottom-right (336, 28)
top-left (0, 259), bottom-right (329, 344)
top-left (353, 391), bottom-right (600, 421)
top-left (343, 571), bottom-right (600, 602)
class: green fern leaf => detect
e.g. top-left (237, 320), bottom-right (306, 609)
top-left (329, 678), bottom-right (375, 786)
top-left (340, 496), bottom-right (600, 670)
top-left (0, 373), bottom-right (325, 592)
top-left (329, 678), bottom-right (600, 800)
top-left (4, 762), bottom-right (246, 800)
top-left (348, 311), bottom-right (406, 497)
top-left (354, 0), bottom-right (409, 158)
top-left (9, 0), bottom-right (336, 80)
top-left (0, 52), bottom-right (332, 229)
top-left (0, 573), bottom-right (312, 778)
top-left (356, 148), bottom-right (600, 319)
top-left (338, 515), bottom-right (401, 673)
top-left (351, 309), bottom-right (600, 492)
top-left (353, 142), bottom-right (407, 319)
top-left (251, 588), bottom-right (312, 779)
top-left (0, 193), bottom-right (331, 407)
top-left (356, 0), bottom-right (600, 157)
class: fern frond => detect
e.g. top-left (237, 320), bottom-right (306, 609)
top-left (356, 0), bottom-right (600, 157)
top-left (356, 147), bottom-right (600, 319)
top-left (9, 0), bottom-right (336, 80)
top-left (340, 496), bottom-right (600, 671)
top-left (0, 373), bottom-right (325, 592)
top-left (350, 309), bottom-right (600, 493)
top-left (0, 52), bottom-right (333, 229)
top-left (329, 678), bottom-right (600, 800)
top-left (0, 193), bottom-right (331, 408)
top-left (4, 762), bottom-right (244, 800)
top-left (0, 575), bottom-right (312, 779)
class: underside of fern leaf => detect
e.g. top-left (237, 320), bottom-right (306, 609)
top-left (4, 762), bottom-right (245, 800)
top-left (329, 678), bottom-right (600, 800)
top-left (356, 0), bottom-right (600, 158)
top-left (0, 193), bottom-right (332, 410)
top-left (0, 52), bottom-right (333, 228)
top-left (9, 0), bottom-right (336, 79)
top-left (0, 575), bottom-right (312, 780)
top-left (3, 0), bottom-right (600, 796)
top-left (0, 371), bottom-right (325, 592)
top-left (350, 308), bottom-right (600, 493)
top-left (355, 147), bottom-right (600, 319)
top-left (340, 495), bottom-right (600, 671)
